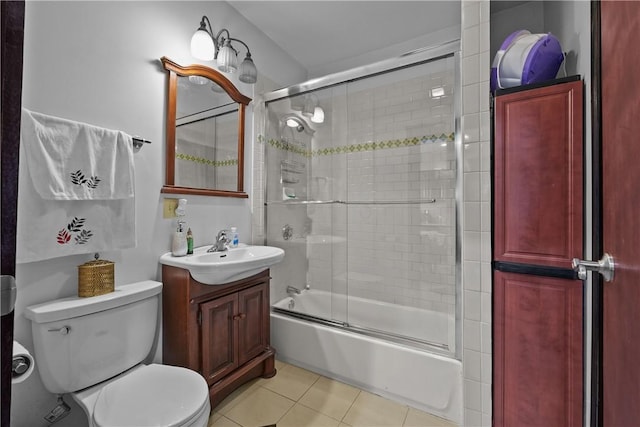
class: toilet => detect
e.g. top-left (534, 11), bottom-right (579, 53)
top-left (24, 280), bottom-right (210, 427)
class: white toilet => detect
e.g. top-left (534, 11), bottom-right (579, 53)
top-left (24, 280), bottom-right (210, 427)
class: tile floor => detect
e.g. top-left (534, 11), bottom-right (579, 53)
top-left (208, 360), bottom-right (458, 427)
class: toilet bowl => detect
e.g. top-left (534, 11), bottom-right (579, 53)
top-left (25, 280), bottom-right (210, 427)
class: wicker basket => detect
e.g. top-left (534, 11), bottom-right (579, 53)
top-left (78, 254), bottom-right (114, 297)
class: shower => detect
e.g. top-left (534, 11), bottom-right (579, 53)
top-left (263, 43), bottom-right (461, 353)
top-left (258, 41), bottom-right (463, 421)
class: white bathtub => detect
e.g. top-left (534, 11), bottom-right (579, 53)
top-left (271, 289), bottom-right (463, 425)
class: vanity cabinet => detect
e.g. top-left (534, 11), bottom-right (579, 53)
top-left (161, 267), bottom-right (276, 408)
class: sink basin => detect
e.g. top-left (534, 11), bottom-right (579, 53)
top-left (160, 245), bottom-right (285, 285)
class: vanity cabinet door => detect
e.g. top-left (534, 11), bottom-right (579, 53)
top-left (200, 293), bottom-right (238, 385)
top-left (237, 282), bottom-right (269, 366)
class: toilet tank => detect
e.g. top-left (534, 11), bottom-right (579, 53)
top-left (24, 281), bottom-right (162, 394)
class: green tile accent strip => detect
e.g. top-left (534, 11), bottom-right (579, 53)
top-left (263, 132), bottom-right (455, 158)
top-left (176, 152), bottom-right (238, 167)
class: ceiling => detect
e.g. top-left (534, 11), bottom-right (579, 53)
top-left (228, 1), bottom-right (461, 75)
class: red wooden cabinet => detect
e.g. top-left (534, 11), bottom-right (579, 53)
top-left (493, 80), bottom-right (583, 268)
top-left (493, 79), bottom-right (584, 427)
top-left (493, 271), bottom-right (583, 426)
top-left (162, 267), bottom-right (276, 409)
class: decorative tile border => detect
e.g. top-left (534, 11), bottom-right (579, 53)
top-left (176, 153), bottom-right (237, 167)
top-left (262, 132), bottom-right (455, 158)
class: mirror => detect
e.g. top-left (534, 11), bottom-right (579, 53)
top-left (161, 57), bottom-right (251, 197)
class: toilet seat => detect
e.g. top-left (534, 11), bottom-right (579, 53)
top-left (89, 364), bottom-right (210, 427)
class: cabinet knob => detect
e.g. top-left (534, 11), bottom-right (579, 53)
top-left (233, 313), bottom-right (247, 320)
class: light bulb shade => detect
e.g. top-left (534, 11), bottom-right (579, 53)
top-left (302, 97), bottom-right (315, 117)
top-left (311, 106), bottom-right (325, 123)
top-left (191, 29), bottom-right (215, 60)
top-left (239, 55), bottom-right (257, 84)
top-left (217, 43), bottom-right (238, 73)
top-left (188, 75), bottom-right (208, 85)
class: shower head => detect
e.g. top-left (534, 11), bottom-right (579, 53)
top-left (280, 114), bottom-right (314, 137)
top-left (286, 118), bottom-right (305, 132)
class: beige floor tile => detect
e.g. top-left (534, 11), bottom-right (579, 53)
top-left (342, 391), bottom-right (409, 427)
top-left (208, 415), bottom-right (242, 427)
top-left (275, 358), bottom-right (288, 371)
top-left (225, 386), bottom-right (295, 427)
top-left (299, 376), bottom-right (361, 421)
top-left (208, 412), bottom-right (223, 425)
top-left (261, 363), bottom-right (320, 400)
top-left (403, 408), bottom-right (458, 427)
top-left (278, 403), bottom-right (341, 427)
top-left (214, 378), bottom-right (262, 415)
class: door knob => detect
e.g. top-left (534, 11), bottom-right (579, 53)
top-left (571, 253), bottom-right (615, 282)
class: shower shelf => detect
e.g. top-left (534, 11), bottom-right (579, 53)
top-left (265, 198), bottom-right (436, 206)
top-left (281, 167), bottom-right (303, 174)
top-left (281, 178), bottom-right (300, 184)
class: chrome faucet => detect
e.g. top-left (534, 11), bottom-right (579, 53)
top-left (207, 230), bottom-right (230, 252)
top-left (286, 285), bottom-right (303, 295)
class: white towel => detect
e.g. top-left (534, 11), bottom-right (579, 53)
top-left (21, 108), bottom-right (134, 200)
top-left (16, 110), bottom-right (136, 263)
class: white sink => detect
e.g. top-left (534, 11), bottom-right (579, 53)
top-left (160, 244), bottom-right (285, 285)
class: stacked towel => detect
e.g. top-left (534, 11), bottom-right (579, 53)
top-left (17, 109), bottom-right (136, 263)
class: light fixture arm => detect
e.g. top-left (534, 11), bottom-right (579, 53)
top-left (192, 15), bottom-right (258, 83)
top-left (228, 37), bottom-right (252, 57)
top-left (202, 19), bottom-right (250, 60)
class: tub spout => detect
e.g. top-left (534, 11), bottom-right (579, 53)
top-left (286, 286), bottom-right (302, 295)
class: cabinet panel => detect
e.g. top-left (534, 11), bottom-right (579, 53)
top-left (237, 282), bottom-right (268, 366)
top-left (162, 268), bottom-right (276, 409)
top-left (493, 271), bottom-right (583, 427)
top-left (493, 80), bottom-right (583, 268)
top-left (200, 293), bottom-right (238, 385)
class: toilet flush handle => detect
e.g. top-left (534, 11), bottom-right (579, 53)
top-left (48, 326), bottom-right (71, 335)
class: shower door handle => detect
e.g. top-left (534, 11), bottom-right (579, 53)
top-left (571, 253), bottom-right (615, 282)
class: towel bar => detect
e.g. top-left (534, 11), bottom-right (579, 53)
top-left (132, 136), bottom-right (151, 150)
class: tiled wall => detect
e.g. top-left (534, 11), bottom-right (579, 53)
top-left (175, 114), bottom-right (238, 191)
top-left (461, 1), bottom-right (492, 426)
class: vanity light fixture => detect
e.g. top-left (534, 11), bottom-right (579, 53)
top-left (190, 15), bottom-right (258, 84)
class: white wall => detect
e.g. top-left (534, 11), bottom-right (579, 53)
top-left (12, 2), bottom-right (305, 426)
top-left (489, 1), bottom-right (544, 57)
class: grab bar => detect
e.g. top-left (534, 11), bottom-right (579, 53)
top-left (265, 199), bottom-right (436, 206)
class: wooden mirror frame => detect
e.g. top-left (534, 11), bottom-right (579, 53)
top-left (161, 56), bottom-right (251, 198)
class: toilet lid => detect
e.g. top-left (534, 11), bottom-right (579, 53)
top-left (93, 364), bottom-right (209, 427)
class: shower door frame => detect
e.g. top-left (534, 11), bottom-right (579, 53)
top-left (262, 40), bottom-right (463, 359)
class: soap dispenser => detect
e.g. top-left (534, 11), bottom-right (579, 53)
top-left (171, 199), bottom-right (188, 256)
top-left (172, 220), bottom-right (188, 257)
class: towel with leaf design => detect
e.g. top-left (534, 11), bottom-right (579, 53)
top-left (20, 108), bottom-right (133, 200)
top-left (16, 109), bottom-right (136, 263)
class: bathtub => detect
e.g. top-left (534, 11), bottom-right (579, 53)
top-left (271, 289), bottom-right (463, 425)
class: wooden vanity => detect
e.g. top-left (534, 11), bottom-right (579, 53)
top-left (161, 266), bottom-right (276, 408)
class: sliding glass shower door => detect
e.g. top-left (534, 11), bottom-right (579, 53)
top-left (265, 50), bottom-right (459, 353)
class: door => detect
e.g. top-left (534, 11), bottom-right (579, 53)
top-left (200, 293), bottom-right (238, 385)
top-left (598, 2), bottom-right (640, 425)
top-left (237, 282), bottom-right (269, 366)
top-left (1, 3), bottom-right (25, 427)
top-left (493, 79), bottom-right (584, 427)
